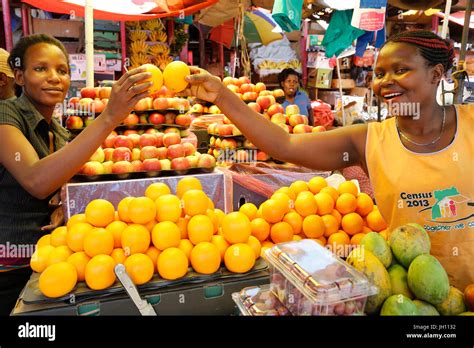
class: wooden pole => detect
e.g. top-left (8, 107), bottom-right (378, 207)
top-left (21, 4), bottom-right (30, 36)
top-left (120, 21), bottom-right (127, 74)
top-left (2, 0), bottom-right (13, 51)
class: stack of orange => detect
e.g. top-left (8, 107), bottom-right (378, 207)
top-left (32, 177), bottom-right (261, 298)
top-left (250, 176), bottom-right (388, 259)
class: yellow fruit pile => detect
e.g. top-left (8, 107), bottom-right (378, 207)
top-left (251, 176), bottom-right (388, 259)
top-left (32, 177), bottom-right (259, 298)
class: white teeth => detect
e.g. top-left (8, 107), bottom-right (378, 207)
top-left (385, 92), bottom-right (402, 98)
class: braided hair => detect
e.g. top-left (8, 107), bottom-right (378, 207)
top-left (383, 30), bottom-right (455, 74)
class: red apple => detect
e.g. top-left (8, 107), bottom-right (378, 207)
top-left (89, 147), bottom-right (105, 162)
top-left (273, 89), bottom-right (285, 98)
top-left (167, 144), bottom-right (185, 159)
top-left (152, 97), bottom-right (169, 110)
top-left (258, 90), bottom-right (272, 97)
top-left (223, 77), bottom-right (235, 86)
top-left (186, 155), bottom-right (199, 168)
top-left (155, 133), bottom-right (164, 147)
top-left (103, 148), bottom-right (114, 162)
top-left (102, 161), bottom-right (113, 174)
top-left (163, 133), bottom-right (181, 147)
top-left (175, 114), bottom-right (191, 127)
top-left (131, 160), bottom-right (144, 172)
top-left (112, 161), bottom-right (133, 174)
top-left (242, 92), bottom-right (258, 101)
top-left (134, 97), bottom-right (153, 111)
top-left (190, 104), bottom-right (204, 113)
top-left (112, 147), bottom-right (132, 162)
top-left (293, 124), bottom-right (313, 134)
top-left (172, 98), bottom-right (190, 111)
top-left (289, 114), bottom-right (308, 127)
top-left (139, 134), bottom-right (158, 148)
top-left (159, 159), bottom-right (171, 170)
top-left (312, 126), bottom-right (326, 132)
top-left (217, 125), bottom-right (233, 136)
top-left (182, 142), bottom-right (196, 156)
top-left (98, 87), bottom-right (112, 99)
top-left (267, 103), bottom-right (284, 117)
top-left (240, 83), bottom-right (254, 93)
top-left (80, 87), bottom-right (96, 99)
top-left (145, 128), bottom-right (159, 134)
top-left (123, 114), bottom-right (139, 127)
top-left (156, 147), bottom-right (168, 160)
top-left (238, 76), bottom-right (251, 85)
top-left (171, 157), bottom-right (190, 170)
top-left (270, 113), bottom-right (286, 124)
top-left (114, 135), bottom-right (134, 150)
top-left (143, 158), bottom-right (162, 171)
top-left (68, 97), bottom-right (80, 107)
top-left (247, 102), bottom-right (261, 113)
top-left (81, 161), bottom-right (105, 175)
top-left (91, 99), bottom-right (105, 114)
top-left (285, 104), bottom-right (300, 116)
top-left (147, 112), bottom-right (164, 125)
top-left (123, 130), bottom-right (139, 136)
top-left (197, 154), bottom-right (216, 168)
top-left (164, 127), bottom-right (181, 135)
top-left (220, 139), bottom-right (237, 150)
top-left (163, 112), bottom-right (176, 124)
top-left (131, 148), bottom-right (141, 161)
top-left (140, 146), bottom-right (159, 160)
top-left (464, 284), bottom-right (474, 311)
top-left (255, 82), bottom-right (266, 93)
top-left (66, 116), bottom-right (83, 129)
top-left (256, 96), bottom-right (272, 111)
top-left (208, 105), bottom-right (221, 114)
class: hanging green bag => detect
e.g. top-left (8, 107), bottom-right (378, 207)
top-left (271, 0), bottom-right (303, 32)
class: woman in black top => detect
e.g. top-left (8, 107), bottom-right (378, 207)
top-left (0, 34), bottom-right (153, 314)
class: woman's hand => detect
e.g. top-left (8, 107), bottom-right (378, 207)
top-left (41, 206), bottom-right (64, 232)
top-left (182, 67), bottom-right (226, 104)
top-left (102, 67), bottom-right (153, 124)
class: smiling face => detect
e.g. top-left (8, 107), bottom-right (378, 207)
top-left (372, 42), bottom-right (443, 110)
top-left (14, 42), bottom-right (70, 116)
top-left (281, 74), bottom-right (300, 98)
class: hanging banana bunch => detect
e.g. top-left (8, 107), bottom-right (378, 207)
top-left (129, 30), bottom-right (148, 42)
top-left (152, 55), bottom-right (173, 70)
top-left (149, 43), bottom-right (170, 57)
top-left (130, 53), bottom-right (151, 69)
top-left (130, 40), bottom-right (149, 55)
top-left (143, 19), bottom-right (165, 32)
top-left (126, 21), bottom-right (141, 30)
top-left (149, 30), bottom-right (167, 43)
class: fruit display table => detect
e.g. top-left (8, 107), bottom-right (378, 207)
top-left (12, 269), bottom-right (269, 316)
top-left (61, 171), bottom-right (230, 218)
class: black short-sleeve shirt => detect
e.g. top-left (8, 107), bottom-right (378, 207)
top-left (0, 94), bottom-right (69, 266)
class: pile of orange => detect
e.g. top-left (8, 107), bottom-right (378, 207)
top-left (33, 177), bottom-right (261, 298)
top-left (249, 176), bottom-right (387, 259)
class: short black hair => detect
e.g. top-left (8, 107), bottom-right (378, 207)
top-left (383, 30), bottom-right (454, 74)
top-left (8, 34), bottom-right (70, 72)
top-left (278, 68), bottom-right (301, 85)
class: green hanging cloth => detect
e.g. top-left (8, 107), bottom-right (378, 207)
top-left (271, 0), bottom-right (303, 32)
top-left (321, 10), bottom-right (365, 58)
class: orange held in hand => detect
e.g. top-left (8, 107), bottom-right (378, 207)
top-left (163, 61), bottom-right (190, 93)
top-left (141, 64), bottom-right (163, 94)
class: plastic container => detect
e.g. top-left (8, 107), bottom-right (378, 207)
top-left (232, 285), bottom-right (291, 316)
top-left (265, 239), bottom-right (377, 316)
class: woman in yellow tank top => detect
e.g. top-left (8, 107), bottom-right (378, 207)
top-left (182, 30), bottom-right (473, 291)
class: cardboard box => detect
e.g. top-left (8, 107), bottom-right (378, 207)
top-left (12, 271), bottom-right (270, 316)
top-left (308, 68), bottom-right (333, 89)
top-left (32, 18), bottom-right (84, 38)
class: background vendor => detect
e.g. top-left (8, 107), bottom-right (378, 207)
top-left (278, 68), bottom-right (314, 125)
